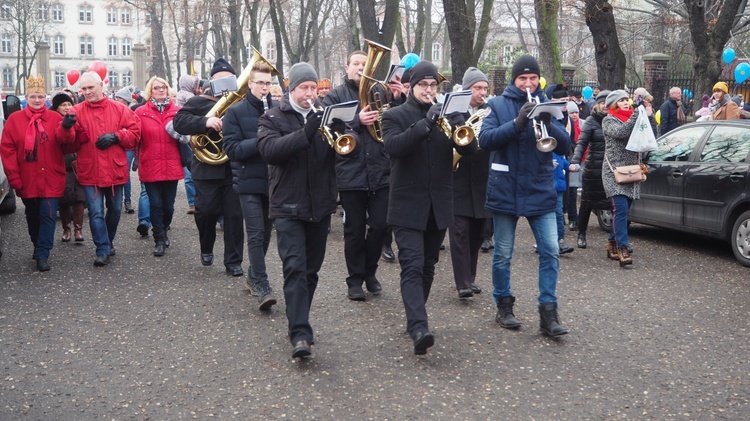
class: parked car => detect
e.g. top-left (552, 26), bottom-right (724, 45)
top-left (0, 95), bottom-right (21, 259)
top-left (597, 120), bottom-right (750, 267)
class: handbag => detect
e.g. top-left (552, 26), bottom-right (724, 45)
top-left (606, 154), bottom-right (646, 184)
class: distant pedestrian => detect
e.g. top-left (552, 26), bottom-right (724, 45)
top-left (658, 87), bottom-right (687, 135)
top-left (710, 82), bottom-right (739, 120)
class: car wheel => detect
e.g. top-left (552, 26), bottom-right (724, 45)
top-left (596, 209), bottom-right (612, 232)
top-left (0, 189), bottom-right (16, 215)
top-left (731, 210), bottom-right (750, 268)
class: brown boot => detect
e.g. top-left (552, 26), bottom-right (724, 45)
top-left (60, 205), bottom-right (72, 242)
top-left (74, 224), bottom-right (84, 242)
top-left (606, 239), bottom-right (619, 260)
top-left (618, 246), bottom-right (633, 266)
top-left (73, 203), bottom-right (85, 242)
top-left (61, 227), bottom-right (71, 242)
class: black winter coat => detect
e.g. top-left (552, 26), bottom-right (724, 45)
top-left (453, 104), bottom-right (492, 219)
top-left (256, 96), bottom-right (338, 222)
top-left (382, 93), bottom-right (476, 230)
top-left (173, 94), bottom-right (231, 181)
top-left (322, 77), bottom-right (390, 191)
top-left (571, 109), bottom-right (609, 209)
top-left (658, 97), bottom-right (685, 135)
top-left (222, 92), bottom-right (274, 196)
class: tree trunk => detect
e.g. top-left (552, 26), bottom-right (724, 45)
top-left (423, 0), bottom-right (432, 60)
top-left (584, 0), bottom-right (626, 89)
top-left (269, 0), bottom-right (285, 76)
top-left (149, 3), bottom-right (167, 79)
top-left (534, 0), bottom-right (561, 83)
top-left (443, 0), bottom-right (476, 82)
top-left (227, 0), bottom-right (245, 68)
top-left (357, 0), bottom-right (399, 78)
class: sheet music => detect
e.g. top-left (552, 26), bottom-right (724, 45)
top-left (386, 64), bottom-right (406, 83)
top-left (440, 90), bottom-right (473, 117)
top-left (322, 100), bottom-right (360, 126)
top-left (527, 101), bottom-right (567, 120)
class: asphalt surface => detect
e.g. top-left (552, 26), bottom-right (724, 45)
top-left (1, 180), bottom-right (749, 419)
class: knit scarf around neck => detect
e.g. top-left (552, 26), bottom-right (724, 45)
top-left (608, 107), bottom-right (634, 123)
top-left (150, 96), bottom-right (170, 113)
top-left (23, 106), bottom-right (48, 162)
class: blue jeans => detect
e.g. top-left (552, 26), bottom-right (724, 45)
top-left (183, 167), bottom-right (195, 206)
top-left (138, 182), bottom-right (151, 227)
top-left (22, 198), bottom-right (59, 260)
top-left (239, 194), bottom-right (272, 288)
top-left (492, 212), bottom-right (560, 305)
top-left (144, 181), bottom-right (178, 231)
top-left (555, 192), bottom-right (565, 241)
top-left (125, 150), bottom-right (135, 203)
top-left (609, 195), bottom-right (632, 248)
top-left (83, 185), bottom-right (123, 256)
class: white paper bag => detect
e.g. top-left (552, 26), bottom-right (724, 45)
top-left (626, 105), bottom-right (657, 152)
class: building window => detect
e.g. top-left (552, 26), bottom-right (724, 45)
top-left (145, 39), bottom-right (151, 57)
top-left (108, 71), bottom-right (119, 88)
top-left (79, 5), bottom-right (93, 23)
top-left (107, 7), bottom-right (117, 24)
top-left (120, 8), bottom-right (131, 24)
top-left (266, 43), bottom-right (275, 61)
top-left (52, 4), bottom-right (63, 22)
top-left (108, 37), bottom-right (118, 56)
top-left (122, 38), bottom-right (131, 56)
top-left (193, 44), bottom-right (202, 58)
top-left (38, 3), bottom-right (49, 21)
top-left (53, 35), bottom-right (64, 55)
top-left (2, 68), bottom-right (13, 89)
top-left (1, 4), bottom-right (11, 20)
top-left (55, 70), bottom-right (65, 88)
top-left (1, 34), bottom-right (12, 54)
top-left (122, 71), bottom-right (132, 87)
top-left (531, 47), bottom-right (539, 59)
top-left (145, 14), bottom-right (151, 26)
top-left (502, 45), bottom-right (513, 66)
top-left (79, 36), bottom-right (93, 55)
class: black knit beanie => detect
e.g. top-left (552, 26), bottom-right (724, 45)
top-left (510, 55), bottom-right (541, 82)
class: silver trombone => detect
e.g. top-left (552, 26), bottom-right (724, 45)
top-left (525, 88), bottom-right (557, 152)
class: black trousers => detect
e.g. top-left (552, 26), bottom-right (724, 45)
top-left (193, 177), bottom-right (244, 268)
top-left (274, 216), bottom-right (330, 345)
top-left (393, 208), bottom-right (445, 338)
top-left (448, 215), bottom-right (485, 290)
top-left (339, 188), bottom-right (388, 286)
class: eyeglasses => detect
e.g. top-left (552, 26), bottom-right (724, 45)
top-left (416, 82), bottom-right (439, 90)
top-left (253, 81), bottom-right (272, 87)
top-left (152, 86), bottom-right (168, 91)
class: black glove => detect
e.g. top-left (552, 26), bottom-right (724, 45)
top-left (95, 133), bottom-right (120, 150)
top-left (329, 118), bottom-right (347, 135)
top-left (426, 102), bottom-right (443, 124)
top-left (538, 112), bottom-right (552, 126)
top-left (447, 112), bottom-right (465, 127)
top-left (62, 113), bottom-right (77, 129)
top-left (131, 155), bottom-right (139, 171)
top-left (514, 102), bottom-right (536, 132)
top-left (304, 110), bottom-right (324, 140)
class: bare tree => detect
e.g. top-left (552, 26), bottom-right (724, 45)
top-left (357, 0), bottom-right (399, 74)
top-left (3, 0), bottom-right (48, 93)
top-left (584, 0), bottom-right (627, 89)
top-left (534, 0), bottom-right (561, 82)
top-left (443, 0), bottom-right (495, 83)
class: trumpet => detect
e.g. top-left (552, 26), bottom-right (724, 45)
top-left (428, 95), bottom-right (475, 146)
top-left (307, 99), bottom-right (357, 155)
top-left (453, 100), bottom-right (490, 171)
top-left (525, 88), bottom-right (557, 152)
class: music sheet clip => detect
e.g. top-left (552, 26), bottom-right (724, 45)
top-left (439, 90), bottom-right (473, 117)
top-left (322, 100), bottom-right (360, 126)
top-left (527, 101), bottom-right (567, 120)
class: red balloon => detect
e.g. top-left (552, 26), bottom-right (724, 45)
top-left (103, 77), bottom-right (109, 85)
top-left (88, 60), bottom-right (108, 81)
top-left (66, 69), bottom-right (80, 86)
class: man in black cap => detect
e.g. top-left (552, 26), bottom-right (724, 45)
top-left (174, 58), bottom-right (245, 277)
top-left (479, 54), bottom-right (571, 337)
top-left (382, 61), bottom-right (476, 355)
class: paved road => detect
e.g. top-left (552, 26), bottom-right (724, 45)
top-left (1, 182), bottom-right (749, 419)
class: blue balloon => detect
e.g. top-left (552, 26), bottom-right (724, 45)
top-left (581, 86), bottom-right (593, 100)
top-left (687, 90), bottom-right (693, 99)
top-left (735, 62), bottom-right (750, 84)
top-left (400, 53), bottom-right (420, 70)
top-left (723, 48), bottom-right (736, 65)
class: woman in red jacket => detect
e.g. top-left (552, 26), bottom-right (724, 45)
top-left (135, 76), bottom-right (185, 256)
top-left (0, 75), bottom-right (79, 271)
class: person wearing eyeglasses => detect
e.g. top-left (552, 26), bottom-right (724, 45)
top-left (222, 61), bottom-right (278, 311)
top-left (381, 61), bottom-right (476, 355)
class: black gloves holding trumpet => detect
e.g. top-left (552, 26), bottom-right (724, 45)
top-left (304, 109), bottom-right (324, 141)
top-left (514, 102), bottom-right (536, 133)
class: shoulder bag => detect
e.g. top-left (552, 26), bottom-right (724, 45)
top-left (606, 153), bottom-right (646, 184)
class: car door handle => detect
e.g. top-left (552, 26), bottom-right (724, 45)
top-left (671, 170), bottom-right (683, 178)
top-left (729, 173), bottom-right (745, 181)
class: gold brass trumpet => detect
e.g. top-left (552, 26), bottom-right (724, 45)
top-left (526, 88), bottom-right (557, 152)
top-left (307, 99), bottom-right (357, 155)
top-left (428, 95), bottom-right (475, 147)
top-left (453, 100), bottom-right (490, 171)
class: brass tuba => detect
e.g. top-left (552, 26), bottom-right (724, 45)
top-left (190, 47), bottom-right (281, 165)
top-left (358, 39), bottom-right (392, 142)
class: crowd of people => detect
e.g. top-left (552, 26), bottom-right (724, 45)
top-left (2, 51), bottom-right (738, 359)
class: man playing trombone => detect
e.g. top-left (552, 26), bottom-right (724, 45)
top-left (322, 49), bottom-right (390, 301)
top-left (479, 55), bottom-right (571, 337)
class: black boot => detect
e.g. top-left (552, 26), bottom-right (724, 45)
top-left (495, 296), bottom-right (521, 329)
top-left (153, 229), bottom-right (166, 257)
top-left (577, 232), bottom-right (587, 249)
top-left (347, 279), bottom-right (366, 301)
top-left (538, 302), bottom-right (569, 337)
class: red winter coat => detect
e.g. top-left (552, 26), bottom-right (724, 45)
top-left (135, 101), bottom-right (184, 182)
top-left (56, 97), bottom-right (140, 187)
top-left (0, 108), bottom-right (77, 199)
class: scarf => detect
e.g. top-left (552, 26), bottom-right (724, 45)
top-left (676, 100), bottom-right (686, 125)
top-left (608, 107), bottom-right (634, 123)
top-left (150, 96), bottom-right (170, 113)
top-left (23, 106), bottom-right (48, 162)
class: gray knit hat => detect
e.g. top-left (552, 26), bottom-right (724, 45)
top-left (566, 101), bottom-right (579, 113)
top-left (595, 89), bottom-right (611, 103)
top-left (115, 86), bottom-right (134, 104)
top-left (461, 67), bottom-right (489, 90)
top-left (605, 89), bottom-right (629, 109)
top-left (287, 62), bottom-right (318, 92)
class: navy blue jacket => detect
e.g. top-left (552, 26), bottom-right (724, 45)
top-left (478, 83), bottom-right (571, 217)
